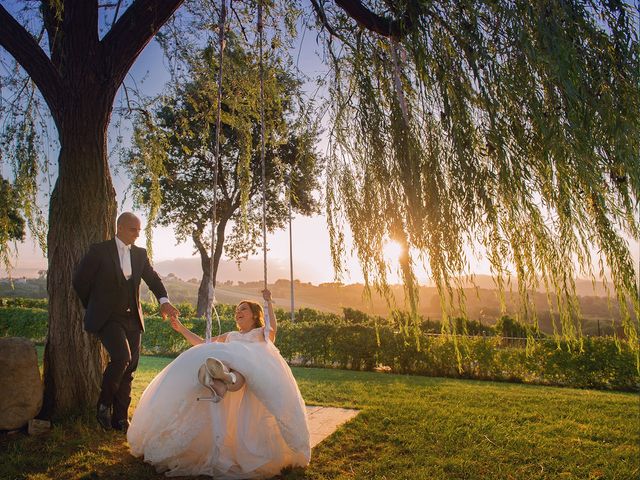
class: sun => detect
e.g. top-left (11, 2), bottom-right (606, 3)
top-left (382, 240), bottom-right (404, 264)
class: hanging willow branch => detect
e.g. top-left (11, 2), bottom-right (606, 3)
top-left (0, 80), bottom-right (47, 266)
top-left (324, 1), bottom-right (640, 356)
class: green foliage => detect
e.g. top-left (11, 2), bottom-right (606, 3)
top-left (281, 321), bottom-right (638, 391)
top-left (342, 307), bottom-right (375, 325)
top-left (0, 297), bottom-right (47, 309)
top-left (450, 317), bottom-right (494, 336)
top-left (323, 0), bottom-right (640, 352)
top-left (0, 307), bottom-right (48, 343)
top-left (0, 178), bottom-right (26, 243)
top-left (277, 321), bottom-right (335, 367)
top-left (293, 307), bottom-right (341, 324)
top-left (175, 301), bottom-right (196, 318)
top-left (494, 315), bottom-right (544, 339)
top-left (0, 100), bottom-right (47, 270)
top-left (0, 276), bottom-right (47, 299)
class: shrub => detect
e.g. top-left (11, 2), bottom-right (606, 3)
top-left (1, 303), bottom-right (637, 391)
top-left (495, 315), bottom-right (543, 338)
top-left (141, 315), bottom-right (238, 355)
top-left (0, 297), bottom-right (48, 309)
top-left (0, 307), bottom-right (48, 343)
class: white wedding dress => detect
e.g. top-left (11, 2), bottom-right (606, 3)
top-left (127, 327), bottom-right (311, 479)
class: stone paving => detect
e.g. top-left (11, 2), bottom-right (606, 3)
top-left (305, 405), bottom-right (360, 448)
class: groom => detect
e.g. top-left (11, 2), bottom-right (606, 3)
top-left (73, 212), bottom-right (179, 432)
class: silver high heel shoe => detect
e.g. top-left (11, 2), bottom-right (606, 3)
top-left (196, 364), bottom-right (222, 402)
top-left (204, 357), bottom-right (237, 385)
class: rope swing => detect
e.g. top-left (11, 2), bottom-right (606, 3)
top-left (205, 0), bottom-right (271, 341)
top-left (257, 0), bottom-right (272, 338)
top-left (205, 0), bottom-right (227, 343)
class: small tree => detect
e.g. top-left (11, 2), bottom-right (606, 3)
top-left (125, 37), bottom-right (322, 316)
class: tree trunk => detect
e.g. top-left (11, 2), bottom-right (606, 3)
top-left (196, 257), bottom-right (211, 318)
top-left (41, 98), bottom-right (116, 418)
top-left (0, 0), bottom-right (187, 420)
top-left (194, 218), bottom-right (229, 318)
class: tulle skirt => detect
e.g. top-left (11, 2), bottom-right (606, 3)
top-left (127, 339), bottom-right (310, 479)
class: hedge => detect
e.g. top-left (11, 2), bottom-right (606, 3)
top-left (1, 306), bottom-right (637, 392)
top-left (0, 297), bottom-right (48, 309)
top-left (0, 307), bottom-right (48, 343)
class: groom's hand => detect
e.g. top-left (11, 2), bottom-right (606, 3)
top-left (160, 301), bottom-right (180, 321)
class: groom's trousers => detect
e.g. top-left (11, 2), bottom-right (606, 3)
top-left (97, 312), bottom-right (141, 425)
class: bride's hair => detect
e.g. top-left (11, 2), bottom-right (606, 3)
top-left (238, 301), bottom-right (265, 329)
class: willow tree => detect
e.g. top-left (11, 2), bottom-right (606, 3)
top-left (125, 39), bottom-right (322, 316)
top-left (312, 1), bottom-right (639, 347)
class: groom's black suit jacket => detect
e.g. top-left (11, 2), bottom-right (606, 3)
top-left (73, 239), bottom-right (167, 333)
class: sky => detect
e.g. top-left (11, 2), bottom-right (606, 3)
top-left (3, 3), bottom-right (639, 287)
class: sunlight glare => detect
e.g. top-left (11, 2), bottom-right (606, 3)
top-left (382, 240), bottom-right (404, 264)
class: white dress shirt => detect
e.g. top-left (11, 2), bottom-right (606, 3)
top-left (115, 236), bottom-right (132, 279)
top-left (115, 237), bottom-right (169, 305)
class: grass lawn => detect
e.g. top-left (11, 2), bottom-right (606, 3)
top-left (1, 351), bottom-right (638, 480)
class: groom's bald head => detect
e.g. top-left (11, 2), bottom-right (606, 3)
top-left (117, 212), bottom-right (139, 226)
top-left (116, 212), bottom-right (141, 245)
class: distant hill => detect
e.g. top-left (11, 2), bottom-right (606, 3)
top-left (440, 274), bottom-right (616, 298)
top-left (153, 257), bottom-right (292, 285)
top-left (152, 258), bottom-right (618, 298)
top-left (0, 276), bottom-right (47, 298)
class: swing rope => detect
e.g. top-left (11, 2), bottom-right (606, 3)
top-left (257, 1), bottom-right (272, 335)
top-left (205, 0), bottom-right (271, 342)
top-left (205, 0), bottom-right (228, 343)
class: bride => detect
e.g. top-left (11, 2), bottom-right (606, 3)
top-left (127, 289), bottom-right (310, 479)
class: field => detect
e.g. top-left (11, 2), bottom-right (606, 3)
top-left (1, 351), bottom-right (638, 479)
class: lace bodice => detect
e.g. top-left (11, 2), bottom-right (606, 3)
top-left (225, 327), bottom-right (266, 344)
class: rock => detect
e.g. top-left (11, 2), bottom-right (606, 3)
top-left (0, 337), bottom-right (43, 430)
top-left (28, 418), bottom-right (51, 436)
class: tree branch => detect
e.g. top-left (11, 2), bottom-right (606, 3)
top-left (333, 0), bottom-right (409, 39)
top-left (101, 0), bottom-right (184, 86)
top-left (41, 1), bottom-right (63, 68)
top-left (0, 5), bottom-right (63, 116)
top-left (311, 0), bottom-right (342, 40)
top-left (192, 228), bottom-right (210, 267)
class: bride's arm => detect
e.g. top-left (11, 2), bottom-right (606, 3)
top-left (170, 317), bottom-right (203, 345)
top-left (170, 317), bottom-right (229, 346)
top-left (263, 289), bottom-right (277, 343)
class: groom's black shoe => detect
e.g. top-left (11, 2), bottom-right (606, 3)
top-left (96, 403), bottom-right (112, 430)
top-left (112, 419), bottom-right (129, 434)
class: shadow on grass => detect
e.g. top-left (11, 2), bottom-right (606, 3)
top-left (1, 415), bottom-right (160, 480)
top-left (1, 416), bottom-right (312, 480)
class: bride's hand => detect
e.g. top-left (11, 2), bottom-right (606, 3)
top-left (169, 316), bottom-right (184, 333)
top-left (262, 289), bottom-right (272, 302)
